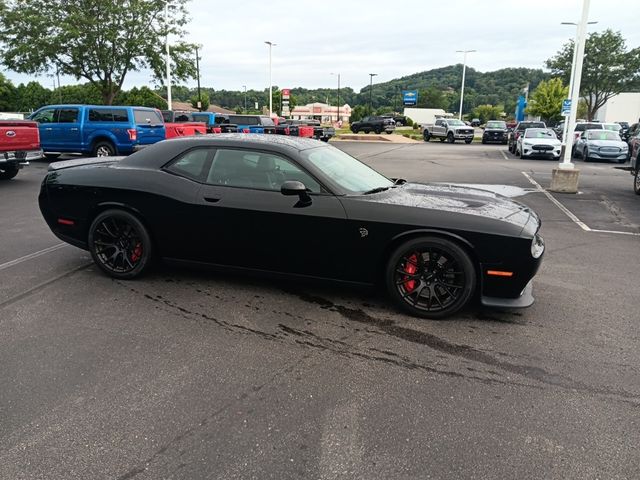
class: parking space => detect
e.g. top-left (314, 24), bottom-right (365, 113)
top-left (1, 142), bottom-right (639, 479)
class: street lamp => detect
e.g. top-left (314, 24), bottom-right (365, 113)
top-left (165, 1), bottom-right (172, 110)
top-left (456, 49), bottom-right (476, 120)
top-left (265, 41), bottom-right (277, 116)
top-left (242, 85), bottom-right (247, 113)
top-left (368, 73), bottom-right (377, 114)
top-left (331, 73), bottom-right (341, 124)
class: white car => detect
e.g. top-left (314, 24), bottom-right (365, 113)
top-left (516, 128), bottom-right (561, 159)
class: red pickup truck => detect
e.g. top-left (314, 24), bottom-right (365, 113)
top-left (1, 120), bottom-right (42, 180)
top-left (161, 110), bottom-right (207, 139)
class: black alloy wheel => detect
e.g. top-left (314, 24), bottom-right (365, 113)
top-left (447, 132), bottom-right (455, 143)
top-left (634, 168), bottom-right (640, 195)
top-left (88, 209), bottom-right (153, 279)
top-left (386, 237), bottom-right (476, 319)
top-left (93, 140), bottom-right (116, 157)
top-left (423, 131), bottom-right (430, 142)
top-left (0, 166), bottom-right (19, 180)
top-left (351, 127), bottom-right (359, 134)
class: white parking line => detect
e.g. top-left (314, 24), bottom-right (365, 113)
top-left (521, 171), bottom-right (640, 237)
top-left (500, 150), bottom-right (509, 161)
top-left (0, 243), bottom-right (68, 271)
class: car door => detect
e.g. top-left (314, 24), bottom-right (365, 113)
top-left (30, 107), bottom-right (57, 150)
top-left (52, 107), bottom-right (82, 150)
top-left (195, 147), bottom-right (349, 279)
top-left (433, 119), bottom-right (444, 136)
top-left (575, 131), bottom-right (587, 154)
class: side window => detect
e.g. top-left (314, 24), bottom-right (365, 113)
top-left (435, 120), bottom-right (442, 126)
top-left (31, 108), bottom-right (56, 123)
top-left (206, 149), bottom-right (321, 192)
top-left (134, 109), bottom-right (162, 125)
top-left (89, 109), bottom-right (111, 122)
top-left (166, 148), bottom-right (213, 182)
top-left (112, 109), bottom-right (129, 122)
top-left (56, 108), bottom-right (79, 123)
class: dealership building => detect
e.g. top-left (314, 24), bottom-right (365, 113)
top-left (290, 102), bottom-right (352, 124)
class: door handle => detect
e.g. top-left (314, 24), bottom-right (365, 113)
top-left (70, 128), bottom-right (79, 131)
top-left (45, 128), bottom-right (53, 131)
top-left (203, 197), bottom-right (220, 203)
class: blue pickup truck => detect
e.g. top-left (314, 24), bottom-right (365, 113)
top-left (228, 115), bottom-right (276, 134)
top-left (29, 105), bottom-right (166, 158)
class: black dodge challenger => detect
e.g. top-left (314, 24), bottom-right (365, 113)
top-left (39, 134), bottom-right (544, 319)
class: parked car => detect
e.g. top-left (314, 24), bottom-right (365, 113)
top-left (38, 135), bottom-right (544, 319)
top-left (0, 120), bottom-right (42, 180)
top-left (572, 129), bottom-right (629, 163)
top-left (160, 110), bottom-right (206, 139)
top-left (507, 121), bottom-right (546, 153)
top-left (350, 116), bottom-right (395, 134)
top-left (29, 105), bottom-right (166, 158)
top-left (481, 120), bottom-right (509, 144)
top-left (228, 115), bottom-right (276, 134)
top-left (616, 121), bottom-right (630, 142)
top-left (570, 122), bottom-right (603, 145)
top-left (298, 118), bottom-right (336, 142)
top-left (470, 118), bottom-right (481, 127)
top-left (381, 114), bottom-right (407, 126)
top-left (278, 119), bottom-right (315, 138)
top-left (423, 118), bottom-right (474, 144)
top-left (627, 125), bottom-right (640, 169)
top-left (190, 112), bottom-right (238, 134)
top-left (603, 123), bottom-right (623, 138)
top-left (515, 128), bottom-right (561, 159)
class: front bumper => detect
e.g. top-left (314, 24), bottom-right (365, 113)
top-left (588, 151), bottom-right (628, 161)
top-left (522, 146), bottom-right (561, 158)
top-left (482, 280), bottom-right (534, 308)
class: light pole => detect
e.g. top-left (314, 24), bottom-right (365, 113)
top-left (165, 1), bottom-right (172, 110)
top-left (331, 73), bottom-right (341, 124)
top-left (456, 50), bottom-right (476, 120)
top-left (243, 85), bottom-right (247, 112)
top-left (368, 73), bottom-right (377, 115)
top-left (195, 46), bottom-right (201, 111)
top-left (265, 41), bottom-right (276, 116)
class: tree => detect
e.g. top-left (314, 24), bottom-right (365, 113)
top-left (118, 86), bottom-right (167, 110)
top-left (0, 0), bottom-right (197, 105)
top-left (525, 78), bottom-right (568, 124)
top-left (0, 72), bottom-right (17, 110)
top-left (546, 29), bottom-right (640, 120)
top-left (14, 81), bottom-right (52, 112)
top-left (471, 104), bottom-right (503, 124)
top-left (419, 86), bottom-right (448, 110)
top-left (190, 91), bottom-right (209, 111)
top-left (350, 105), bottom-right (366, 123)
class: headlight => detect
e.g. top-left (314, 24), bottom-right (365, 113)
top-left (523, 141), bottom-right (532, 146)
top-left (622, 145), bottom-right (628, 150)
top-left (531, 233), bottom-right (545, 259)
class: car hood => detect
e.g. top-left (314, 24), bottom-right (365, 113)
top-left (356, 182), bottom-right (537, 233)
top-left (484, 128), bottom-right (507, 132)
top-left (522, 137), bottom-right (560, 146)
top-left (587, 140), bottom-right (626, 148)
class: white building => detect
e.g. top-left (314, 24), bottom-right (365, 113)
top-left (290, 102), bottom-right (352, 124)
top-left (594, 92), bottom-right (640, 123)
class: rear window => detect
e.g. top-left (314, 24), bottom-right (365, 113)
top-left (518, 122), bottom-right (545, 130)
top-left (260, 117), bottom-right (275, 126)
top-left (486, 121), bottom-right (506, 129)
top-left (88, 108), bottom-right (129, 122)
top-left (229, 115), bottom-right (259, 125)
top-left (575, 123), bottom-right (603, 131)
top-left (214, 116), bottom-right (230, 125)
top-left (133, 109), bottom-right (163, 125)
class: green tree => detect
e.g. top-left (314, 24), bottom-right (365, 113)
top-left (190, 91), bottom-right (209, 111)
top-left (14, 81), bottom-right (52, 111)
top-left (472, 104), bottom-right (504, 124)
top-left (0, 72), bottom-right (17, 110)
top-left (118, 86), bottom-right (167, 109)
top-left (419, 86), bottom-right (448, 110)
top-left (546, 29), bottom-right (640, 120)
top-left (525, 78), bottom-right (568, 124)
top-left (0, 0), bottom-right (197, 105)
top-left (55, 83), bottom-right (103, 104)
top-left (350, 105), bottom-right (366, 123)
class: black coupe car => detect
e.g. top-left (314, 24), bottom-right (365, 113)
top-left (39, 135), bottom-right (544, 319)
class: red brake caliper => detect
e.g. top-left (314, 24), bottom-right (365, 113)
top-left (130, 242), bottom-right (142, 262)
top-left (404, 254), bottom-right (418, 292)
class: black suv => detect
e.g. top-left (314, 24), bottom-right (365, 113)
top-left (482, 120), bottom-right (508, 144)
top-left (350, 116), bottom-right (396, 134)
top-left (508, 121), bottom-right (546, 153)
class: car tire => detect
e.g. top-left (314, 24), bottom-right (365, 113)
top-left (634, 168), bottom-right (640, 195)
top-left (509, 142), bottom-right (514, 153)
top-left (44, 153), bottom-right (61, 160)
top-left (92, 140), bottom-right (116, 157)
top-left (351, 127), bottom-right (358, 134)
top-left (423, 131), bottom-right (430, 142)
top-left (385, 236), bottom-right (476, 319)
top-left (0, 166), bottom-right (19, 180)
top-left (364, 130), bottom-right (370, 134)
top-left (88, 209), bottom-right (153, 279)
top-left (583, 148), bottom-right (590, 162)
top-left (375, 127), bottom-right (382, 134)
top-left (447, 132), bottom-right (455, 143)
top-left (481, 139), bottom-right (486, 144)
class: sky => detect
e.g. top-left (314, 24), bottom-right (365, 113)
top-left (3, 0), bottom-right (640, 93)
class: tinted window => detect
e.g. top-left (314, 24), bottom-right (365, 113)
top-left (575, 123), bottom-right (602, 131)
top-left (603, 124), bottom-right (621, 132)
top-left (524, 129), bottom-right (556, 138)
top-left (174, 113), bottom-right (193, 122)
top-left (260, 117), bottom-right (275, 126)
top-left (88, 108), bottom-right (129, 122)
top-left (214, 116), bottom-right (230, 125)
top-left (56, 108), bottom-right (79, 123)
top-left (133, 109), bottom-right (163, 125)
top-left (206, 149), bottom-right (321, 192)
top-left (161, 111), bottom-right (173, 122)
top-left (191, 113), bottom-right (210, 124)
top-left (166, 148), bottom-right (213, 182)
top-left (228, 115), bottom-right (259, 125)
top-left (31, 108), bottom-right (56, 123)
top-left (486, 121), bottom-right (506, 129)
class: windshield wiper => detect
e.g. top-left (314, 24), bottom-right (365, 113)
top-left (363, 186), bottom-right (391, 195)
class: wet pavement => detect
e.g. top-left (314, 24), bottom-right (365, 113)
top-left (1, 142), bottom-right (639, 479)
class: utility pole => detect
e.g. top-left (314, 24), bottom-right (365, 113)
top-left (243, 85), bottom-right (247, 112)
top-left (165, 1), bottom-right (172, 110)
top-left (195, 46), bottom-right (202, 111)
top-left (265, 41), bottom-right (276, 116)
top-left (456, 49), bottom-right (476, 120)
top-left (368, 73), bottom-right (377, 115)
top-left (331, 73), bottom-right (341, 124)
top-left (56, 65), bottom-right (62, 103)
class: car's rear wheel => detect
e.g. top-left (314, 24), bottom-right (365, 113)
top-left (447, 132), bottom-right (455, 143)
top-left (634, 168), bottom-right (640, 195)
top-left (423, 131), bottom-right (430, 142)
top-left (385, 237), bottom-right (476, 319)
top-left (375, 126), bottom-right (382, 134)
top-left (88, 209), bottom-right (153, 279)
top-left (93, 141), bottom-right (116, 157)
top-left (0, 166), bottom-right (19, 180)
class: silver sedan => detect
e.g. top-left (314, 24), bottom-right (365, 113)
top-left (574, 129), bottom-right (629, 163)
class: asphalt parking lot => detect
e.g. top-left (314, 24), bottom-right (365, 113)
top-left (1, 141), bottom-right (639, 479)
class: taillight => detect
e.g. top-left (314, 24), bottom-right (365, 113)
top-left (284, 127), bottom-right (290, 135)
top-left (242, 128), bottom-right (250, 133)
top-left (127, 129), bottom-right (137, 141)
top-left (212, 127), bottom-right (222, 134)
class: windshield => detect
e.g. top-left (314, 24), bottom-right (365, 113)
top-left (303, 146), bottom-right (393, 194)
top-left (525, 129), bottom-right (556, 138)
top-left (446, 120), bottom-right (465, 126)
top-left (603, 124), bottom-right (621, 132)
top-left (486, 121), bottom-right (506, 129)
top-left (588, 131), bottom-right (621, 141)
top-left (575, 123), bottom-right (602, 131)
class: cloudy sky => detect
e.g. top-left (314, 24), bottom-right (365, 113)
top-left (4, 0), bottom-right (640, 92)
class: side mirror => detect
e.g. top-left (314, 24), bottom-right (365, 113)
top-left (281, 180), bottom-right (311, 207)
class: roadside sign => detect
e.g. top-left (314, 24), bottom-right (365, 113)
top-left (282, 89), bottom-right (290, 99)
top-left (255, 102), bottom-right (259, 109)
top-left (402, 90), bottom-right (418, 106)
top-left (561, 99), bottom-right (571, 116)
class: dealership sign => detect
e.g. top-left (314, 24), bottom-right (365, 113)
top-left (402, 90), bottom-right (418, 106)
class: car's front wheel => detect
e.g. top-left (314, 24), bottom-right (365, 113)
top-left (0, 166), bottom-right (19, 180)
top-left (583, 148), bottom-right (590, 162)
top-left (634, 168), bottom-right (640, 195)
top-left (374, 126), bottom-right (382, 134)
top-left (447, 132), bottom-right (455, 143)
top-left (88, 209), bottom-right (153, 279)
top-left (385, 236), bottom-right (476, 319)
top-left (423, 131), bottom-right (430, 142)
